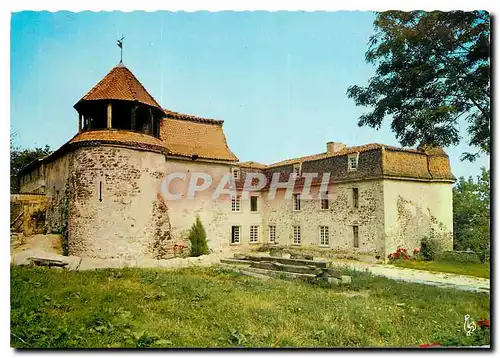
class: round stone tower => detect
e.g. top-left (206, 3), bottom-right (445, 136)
top-left (65, 62), bottom-right (175, 260)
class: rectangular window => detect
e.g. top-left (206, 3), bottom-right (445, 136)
top-left (293, 164), bottom-right (301, 176)
top-left (231, 226), bottom-right (241, 244)
top-left (348, 154), bottom-right (358, 170)
top-left (321, 190), bottom-right (329, 210)
top-left (231, 195), bottom-right (241, 212)
top-left (250, 225), bottom-right (259, 243)
top-left (293, 226), bottom-right (301, 244)
top-left (319, 226), bottom-right (329, 246)
top-left (250, 196), bottom-right (258, 212)
top-left (268, 225), bottom-right (276, 244)
top-left (353, 225), bottom-right (359, 248)
top-left (293, 193), bottom-right (301, 211)
top-left (232, 168), bottom-right (240, 180)
top-left (352, 188), bottom-right (359, 209)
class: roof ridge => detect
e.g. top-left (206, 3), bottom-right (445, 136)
top-left (122, 65), bottom-right (161, 108)
top-left (163, 109), bottom-right (224, 125)
top-left (124, 68), bottom-right (139, 101)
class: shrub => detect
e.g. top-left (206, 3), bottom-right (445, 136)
top-left (438, 250), bottom-right (481, 264)
top-left (387, 247), bottom-right (419, 262)
top-left (477, 244), bottom-right (490, 263)
top-left (187, 216), bottom-right (209, 257)
top-left (420, 237), bottom-right (441, 261)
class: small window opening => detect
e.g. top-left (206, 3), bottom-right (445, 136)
top-left (353, 226), bottom-right (359, 248)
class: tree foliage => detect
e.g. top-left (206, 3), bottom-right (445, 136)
top-left (453, 167), bottom-right (490, 262)
top-left (10, 135), bottom-right (52, 193)
top-left (188, 216), bottom-right (209, 257)
top-left (347, 11), bottom-right (490, 161)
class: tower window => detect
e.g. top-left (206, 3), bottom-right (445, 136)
top-left (99, 181), bottom-right (102, 202)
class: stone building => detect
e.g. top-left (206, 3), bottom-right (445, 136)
top-left (18, 61), bottom-right (455, 260)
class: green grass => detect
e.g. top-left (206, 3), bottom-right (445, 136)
top-left (393, 260), bottom-right (490, 279)
top-left (11, 265), bottom-right (490, 348)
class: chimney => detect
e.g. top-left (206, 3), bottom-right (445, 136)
top-left (326, 142), bottom-right (346, 154)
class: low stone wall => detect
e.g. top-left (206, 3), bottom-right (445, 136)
top-left (10, 194), bottom-right (47, 236)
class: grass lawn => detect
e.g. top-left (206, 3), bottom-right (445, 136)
top-left (392, 260), bottom-right (490, 279)
top-left (11, 265), bottom-right (490, 348)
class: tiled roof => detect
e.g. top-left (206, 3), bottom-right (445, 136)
top-left (75, 63), bottom-right (162, 109)
top-left (237, 161), bottom-right (267, 170)
top-left (163, 109), bottom-right (224, 125)
top-left (160, 117), bottom-right (238, 162)
top-left (69, 129), bottom-right (166, 148)
top-left (266, 143), bottom-right (387, 168)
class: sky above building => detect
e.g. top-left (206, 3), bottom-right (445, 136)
top-left (11, 11), bottom-right (489, 179)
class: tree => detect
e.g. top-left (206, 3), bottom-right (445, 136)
top-left (347, 11), bottom-right (490, 161)
top-left (453, 167), bottom-right (490, 262)
top-left (10, 135), bottom-right (52, 193)
top-left (187, 216), bottom-right (209, 257)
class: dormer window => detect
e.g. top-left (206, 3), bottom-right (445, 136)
top-left (293, 163), bottom-right (301, 176)
top-left (231, 167), bottom-right (240, 180)
top-left (348, 153), bottom-right (359, 171)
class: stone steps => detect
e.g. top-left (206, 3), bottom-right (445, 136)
top-left (220, 263), bottom-right (317, 280)
top-left (220, 255), bottom-right (351, 285)
top-left (250, 260), bottom-right (322, 275)
top-left (220, 258), bottom-right (250, 265)
top-left (245, 255), bottom-right (330, 268)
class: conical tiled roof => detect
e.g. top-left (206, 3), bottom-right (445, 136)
top-left (74, 62), bottom-right (162, 109)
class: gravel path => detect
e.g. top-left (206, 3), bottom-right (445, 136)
top-left (331, 260), bottom-right (490, 293)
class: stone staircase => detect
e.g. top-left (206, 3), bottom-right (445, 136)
top-left (220, 254), bottom-right (352, 285)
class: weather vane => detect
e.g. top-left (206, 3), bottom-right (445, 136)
top-left (117, 35), bottom-right (125, 63)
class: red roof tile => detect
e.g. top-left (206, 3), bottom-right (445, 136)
top-left (75, 63), bottom-right (161, 109)
top-left (160, 117), bottom-right (238, 162)
top-left (237, 161), bottom-right (267, 170)
top-left (69, 129), bottom-right (166, 149)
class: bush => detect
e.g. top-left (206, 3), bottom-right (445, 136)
top-left (187, 216), bottom-right (209, 257)
top-left (420, 237), bottom-right (441, 261)
top-left (477, 243), bottom-right (490, 263)
top-left (387, 247), bottom-right (420, 262)
top-left (438, 250), bottom-right (481, 264)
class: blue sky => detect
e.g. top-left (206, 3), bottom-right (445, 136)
top-left (11, 11), bottom-right (489, 179)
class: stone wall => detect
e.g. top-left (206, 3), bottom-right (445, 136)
top-left (261, 180), bottom-right (385, 256)
top-left (10, 194), bottom-right (47, 235)
top-left (66, 145), bottom-right (176, 259)
top-left (34, 142), bottom-right (454, 261)
top-left (164, 159), bottom-right (263, 252)
top-left (19, 164), bottom-right (45, 194)
top-left (383, 179), bottom-right (453, 256)
top-left (44, 154), bottom-right (72, 234)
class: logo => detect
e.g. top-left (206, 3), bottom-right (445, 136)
top-left (464, 314), bottom-right (476, 336)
